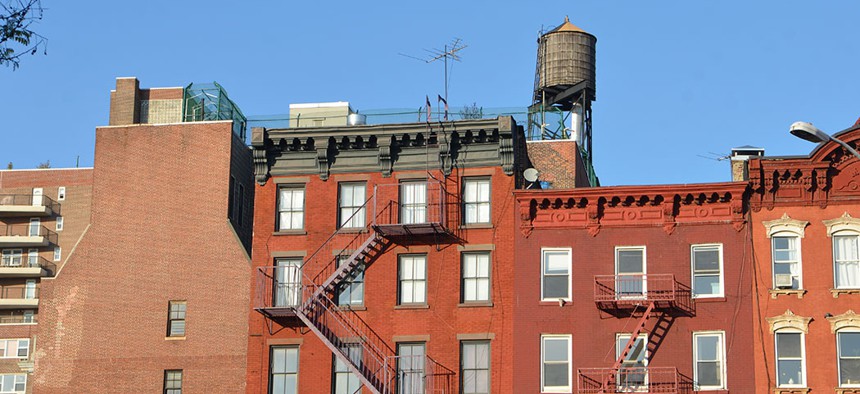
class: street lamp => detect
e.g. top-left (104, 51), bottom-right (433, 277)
top-left (790, 121), bottom-right (860, 160)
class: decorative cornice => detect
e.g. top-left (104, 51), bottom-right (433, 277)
top-left (823, 212), bottom-right (860, 237)
top-left (827, 310), bottom-right (860, 333)
top-left (763, 213), bottom-right (809, 238)
top-left (767, 309), bottom-right (812, 333)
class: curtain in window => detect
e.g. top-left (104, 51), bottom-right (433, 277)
top-left (275, 260), bottom-right (302, 307)
top-left (835, 235), bottom-right (860, 288)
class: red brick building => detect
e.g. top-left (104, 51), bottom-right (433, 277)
top-left (247, 116), bottom-right (527, 393)
top-left (31, 78), bottom-right (255, 393)
top-left (0, 168), bottom-right (92, 393)
top-left (514, 182), bottom-right (756, 393)
top-left (743, 123), bottom-right (860, 393)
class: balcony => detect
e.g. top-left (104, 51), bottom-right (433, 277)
top-left (0, 224), bottom-right (57, 248)
top-left (0, 287), bottom-right (39, 309)
top-left (370, 181), bottom-right (455, 244)
top-left (0, 256), bottom-right (56, 278)
top-left (254, 265), bottom-right (304, 321)
top-left (0, 194), bottom-right (59, 217)
top-left (577, 367), bottom-right (683, 394)
top-left (593, 274), bottom-right (693, 314)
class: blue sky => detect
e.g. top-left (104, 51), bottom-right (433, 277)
top-left (2, 1), bottom-right (860, 186)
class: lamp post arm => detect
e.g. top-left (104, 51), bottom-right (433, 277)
top-left (829, 137), bottom-right (860, 161)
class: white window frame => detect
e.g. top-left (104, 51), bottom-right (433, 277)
top-left (837, 328), bottom-right (860, 388)
top-left (53, 246), bottom-right (61, 262)
top-left (57, 187), bottom-right (65, 201)
top-left (1, 250), bottom-right (22, 267)
top-left (0, 339), bottom-right (29, 359)
top-left (336, 256), bottom-right (364, 307)
top-left (616, 333), bottom-right (649, 390)
top-left (692, 331), bottom-right (726, 390)
top-left (462, 252), bottom-right (491, 303)
top-left (277, 186), bottom-right (305, 231)
top-left (333, 343), bottom-right (362, 394)
top-left (55, 216), bottom-right (63, 232)
top-left (400, 181), bottom-right (428, 225)
top-left (832, 231), bottom-right (860, 290)
top-left (24, 280), bottom-right (35, 300)
top-left (615, 246), bottom-right (647, 299)
top-left (338, 182), bottom-right (367, 229)
top-left (691, 244), bottom-right (724, 298)
top-left (541, 334), bottom-right (572, 393)
top-left (463, 178), bottom-right (491, 224)
top-left (774, 330), bottom-right (806, 388)
top-left (541, 248), bottom-right (571, 302)
top-left (770, 231), bottom-right (803, 290)
top-left (0, 374), bottom-right (26, 393)
top-left (270, 345), bottom-right (299, 394)
top-left (461, 340), bottom-right (491, 394)
top-left (28, 218), bottom-right (39, 237)
top-left (398, 254), bottom-right (427, 305)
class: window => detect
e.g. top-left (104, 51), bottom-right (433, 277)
top-left (775, 331), bottom-right (805, 387)
top-left (167, 301), bottom-right (186, 337)
top-left (27, 250), bottom-right (37, 268)
top-left (28, 219), bottom-right (39, 237)
top-left (838, 330), bottom-right (860, 387)
top-left (278, 187), bottom-right (305, 230)
top-left (338, 183), bottom-right (366, 228)
top-left (57, 187), bottom-right (66, 201)
top-left (541, 248), bottom-right (571, 301)
top-left (399, 255), bottom-right (426, 305)
top-left (772, 235), bottom-right (801, 289)
top-left (693, 332), bottom-right (726, 390)
top-left (0, 339), bottom-right (29, 359)
top-left (400, 182), bottom-right (427, 224)
top-left (833, 234), bottom-right (860, 289)
top-left (616, 333), bottom-right (648, 390)
top-left (461, 341), bottom-right (490, 394)
top-left (53, 246), bottom-right (61, 262)
top-left (692, 244), bottom-right (723, 298)
top-left (274, 259), bottom-right (302, 307)
top-left (237, 184), bottom-right (245, 227)
top-left (1, 250), bottom-right (22, 267)
top-left (24, 281), bottom-right (35, 300)
top-left (228, 176), bottom-right (236, 220)
top-left (462, 252), bottom-right (490, 303)
top-left (22, 311), bottom-right (33, 324)
top-left (336, 256), bottom-right (364, 306)
top-left (0, 374), bottom-right (25, 393)
top-left (541, 335), bottom-right (571, 393)
top-left (397, 342), bottom-right (425, 394)
top-left (270, 346), bottom-right (299, 394)
top-left (616, 247), bottom-right (646, 298)
top-left (55, 216), bottom-right (63, 232)
top-left (163, 370), bottom-right (182, 394)
top-left (333, 344), bottom-right (361, 394)
top-left (463, 178), bottom-right (491, 224)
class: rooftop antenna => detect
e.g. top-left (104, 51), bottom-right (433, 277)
top-left (399, 38), bottom-right (467, 106)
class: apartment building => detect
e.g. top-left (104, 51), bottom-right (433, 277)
top-left (247, 114), bottom-right (527, 393)
top-left (30, 78), bottom-right (255, 393)
top-left (742, 121), bottom-right (860, 393)
top-left (513, 182), bottom-right (756, 393)
top-left (0, 168), bottom-right (92, 393)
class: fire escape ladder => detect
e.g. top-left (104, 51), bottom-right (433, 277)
top-left (600, 301), bottom-right (655, 394)
top-left (314, 231), bottom-right (388, 299)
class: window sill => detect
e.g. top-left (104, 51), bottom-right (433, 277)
top-left (273, 230), bottom-right (307, 236)
top-left (539, 300), bottom-right (571, 307)
top-left (165, 336), bottom-right (186, 341)
top-left (769, 289), bottom-right (806, 299)
top-left (835, 387), bottom-right (860, 394)
top-left (394, 304), bottom-right (429, 310)
top-left (771, 387), bottom-right (809, 394)
top-left (336, 228), bottom-right (368, 234)
top-left (460, 223), bottom-right (493, 229)
top-left (695, 390), bottom-right (729, 394)
top-left (339, 305), bottom-right (366, 311)
top-left (458, 302), bottom-right (494, 308)
top-left (693, 296), bottom-right (727, 303)
top-left (831, 288), bottom-right (860, 298)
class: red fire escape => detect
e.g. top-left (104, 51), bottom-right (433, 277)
top-left (254, 181), bottom-right (456, 394)
top-left (577, 274), bottom-right (694, 394)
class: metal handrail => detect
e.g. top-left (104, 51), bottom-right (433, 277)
top-left (577, 367), bottom-right (680, 394)
top-left (0, 255), bottom-right (55, 272)
top-left (0, 194), bottom-right (59, 213)
top-left (299, 195), bottom-right (375, 271)
top-left (0, 287), bottom-right (39, 299)
top-left (0, 224), bottom-right (58, 244)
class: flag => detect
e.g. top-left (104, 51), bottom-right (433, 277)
top-left (438, 95), bottom-right (449, 121)
top-left (425, 95), bottom-right (431, 122)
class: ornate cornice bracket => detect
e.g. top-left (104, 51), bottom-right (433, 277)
top-left (499, 137), bottom-right (514, 176)
top-left (251, 127), bottom-right (270, 185)
top-left (378, 136), bottom-right (393, 177)
top-left (316, 146), bottom-right (330, 181)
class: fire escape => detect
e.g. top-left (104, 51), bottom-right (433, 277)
top-left (577, 274), bottom-right (694, 394)
top-left (255, 181), bottom-right (455, 394)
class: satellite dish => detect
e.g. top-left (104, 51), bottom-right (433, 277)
top-left (523, 168), bottom-right (540, 182)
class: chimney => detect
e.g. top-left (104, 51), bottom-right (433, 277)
top-left (109, 77), bottom-right (141, 125)
top-left (730, 146), bottom-right (765, 181)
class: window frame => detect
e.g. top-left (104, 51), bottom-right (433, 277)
top-left (270, 345), bottom-right (300, 394)
top-left (837, 329), bottom-right (860, 388)
top-left (461, 252), bottom-right (491, 303)
top-left (0, 339), bottom-right (29, 359)
top-left (338, 182), bottom-right (367, 229)
top-left (541, 248), bottom-right (572, 302)
top-left (53, 246), bottom-right (61, 262)
top-left (399, 181), bottom-right (428, 225)
top-left (336, 256), bottom-right (364, 307)
top-left (460, 340), bottom-right (491, 394)
top-left (1, 250), bottom-right (22, 267)
top-left (332, 343), bottom-right (362, 394)
top-left (692, 331), bottom-right (726, 390)
top-left (163, 369), bottom-right (182, 394)
top-left (396, 342), bottom-right (426, 394)
top-left (463, 177), bottom-right (491, 225)
top-left (541, 334), bottom-right (572, 393)
top-left (55, 216), bottom-right (63, 232)
top-left (277, 186), bottom-right (306, 231)
top-left (0, 374), bottom-right (26, 393)
top-left (57, 187), bottom-right (66, 201)
top-left (832, 231), bottom-right (860, 290)
top-left (691, 244), bottom-right (724, 298)
top-left (774, 330), bottom-right (807, 388)
top-left (771, 233), bottom-right (802, 290)
top-left (167, 301), bottom-right (186, 337)
top-left (398, 254), bottom-right (427, 305)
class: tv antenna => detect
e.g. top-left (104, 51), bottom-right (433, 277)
top-left (399, 38), bottom-right (467, 104)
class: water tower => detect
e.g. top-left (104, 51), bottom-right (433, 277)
top-left (527, 17), bottom-right (597, 184)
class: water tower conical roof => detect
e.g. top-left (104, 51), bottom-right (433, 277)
top-left (547, 16), bottom-right (590, 35)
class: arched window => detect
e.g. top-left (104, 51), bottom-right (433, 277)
top-left (767, 310), bottom-right (811, 388)
top-left (827, 310), bottom-right (860, 388)
top-left (824, 213), bottom-right (860, 290)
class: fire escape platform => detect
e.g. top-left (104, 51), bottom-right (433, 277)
top-left (577, 367), bottom-right (682, 394)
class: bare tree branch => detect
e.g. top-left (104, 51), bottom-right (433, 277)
top-left (1, 0), bottom-right (47, 70)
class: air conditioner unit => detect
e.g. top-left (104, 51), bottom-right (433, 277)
top-left (774, 274), bottom-right (794, 289)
